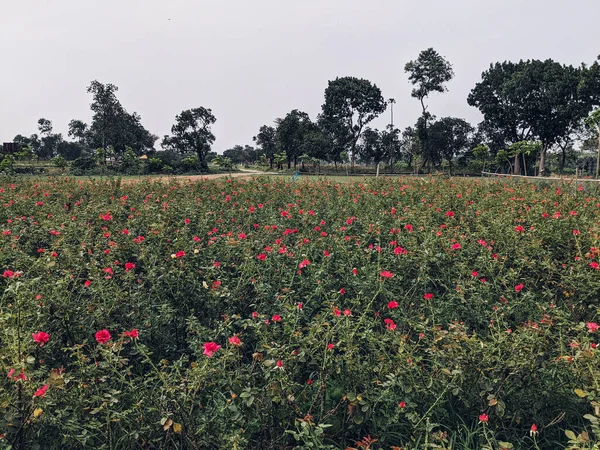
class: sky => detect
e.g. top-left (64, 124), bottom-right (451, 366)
top-left (1, 0), bottom-right (599, 153)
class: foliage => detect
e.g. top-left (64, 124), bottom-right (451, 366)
top-left (84, 80), bottom-right (157, 157)
top-left (1, 177), bottom-right (600, 448)
top-left (161, 107), bottom-right (217, 171)
top-left (468, 60), bottom-right (600, 175)
top-left (253, 125), bottom-right (278, 169)
top-left (404, 48), bottom-right (454, 112)
top-left (320, 77), bottom-right (387, 171)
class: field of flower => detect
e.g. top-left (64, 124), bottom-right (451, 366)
top-left (2, 175), bottom-right (600, 450)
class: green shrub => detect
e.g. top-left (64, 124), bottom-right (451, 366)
top-left (1, 177), bottom-right (600, 449)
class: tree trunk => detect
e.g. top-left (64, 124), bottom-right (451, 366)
top-left (539, 144), bottom-right (548, 176)
top-left (376, 161), bottom-right (380, 177)
top-left (513, 153), bottom-right (521, 175)
top-left (522, 152), bottom-right (528, 177)
top-left (596, 126), bottom-right (600, 179)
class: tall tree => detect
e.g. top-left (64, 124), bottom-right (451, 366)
top-left (36, 118), bottom-right (63, 160)
top-left (162, 107), bottom-right (216, 171)
top-left (404, 48), bottom-right (454, 113)
top-left (320, 77), bottom-right (386, 171)
top-left (428, 117), bottom-right (474, 175)
top-left (275, 110), bottom-right (313, 169)
top-left (253, 125), bottom-right (277, 168)
top-left (468, 59), bottom-right (600, 176)
top-left (86, 80), bottom-right (156, 158)
top-left (68, 119), bottom-right (89, 144)
top-left (381, 125), bottom-right (402, 171)
top-left (358, 127), bottom-right (386, 176)
top-left (405, 48), bottom-right (454, 171)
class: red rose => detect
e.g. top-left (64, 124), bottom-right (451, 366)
top-left (32, 331), bottom-right (50, 346)
top-left (95, 329), bottom-right (111, 344)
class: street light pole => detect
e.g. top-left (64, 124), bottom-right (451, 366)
top-left (388, 99), bottom-right (396, 174)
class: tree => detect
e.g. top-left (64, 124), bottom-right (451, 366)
top-left (404, 48), bottom-right (454, 113)
top-left (68, 119), bottom-right (88, 143)
top-left (223, 145), bottom-right (259, 165)
top-left (36, 118), bottom-right (63, 160)
top-left (37, 118), bottom-right (53, 135)
top-left (212, 155), bottom-right (234, 178)
top-left (275, 110), bottom-right (313, 169)
top-left (253, 125), bottom-right (277, 168)
top-left (358, 128), bottom-right (386, 176)
top-left (405, 48), bottom-right (454, 171)
top-left (162, 107), bottom-right (216, 171)
top-left (86, 80), bottom-right (156, 159)
top-left (381, 126), bottom-right (402, 171)
top-left (505, 141), bottom-right (541, 177)
top-left (428, 117), bottom-right (474, 175)
top-left (400, 127), bottom-right (421, 173)
top-left (87, 80), bottom-right (122, 153)
top-left (320, 77), bottom-right (386, 171)
top-left (57, 141), bottom-right (84, 160)
top-left (300, 127), bottom-right (331, 164)
top-left (586, 108), bottom-right (600, 178)
top-left (468, 59), bottom-right (600, 176)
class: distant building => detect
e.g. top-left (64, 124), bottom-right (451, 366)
top-left (2, 143), bottom-right (19, 154)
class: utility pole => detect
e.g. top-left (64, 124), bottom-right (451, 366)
top-left (387, 99), bottom-right (396, 174)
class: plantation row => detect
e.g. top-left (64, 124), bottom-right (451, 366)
top-left (1, 176), bottom-right (600, 449)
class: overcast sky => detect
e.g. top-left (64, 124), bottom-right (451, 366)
top-left (1, 0), bottom-right (599, 152)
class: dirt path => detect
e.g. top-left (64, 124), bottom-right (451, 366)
top-left (121, 170), bottom-right (269, 184)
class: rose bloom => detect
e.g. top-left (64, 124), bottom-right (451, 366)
top-left (515, 284), bottom-right (524, 292)
top-left (203, 341), bottom-right (221, 357)
top-left (479, 413), bottom-right (489, 423)
top-left (124, 329), bottom-right (139, 339)
top-left (298, 259), bottom-right (310, 269)
top-left (95, 329), bottom-right (111, 344)
top-left (423, 293), bottom-right (434, 300)
top-left (32, 331), bottom-right (50, 346)
top-left (124, 262), bottom-right (136, 272)
top-left (228, 336), bottom-right (242, 346)
top-left (380, 270), bottom-right (394, 279)
top-left (271, 314), bottom-right (282, 322)
top-left (587, 322), bottom-right (600, 333)
top-left (387, 301), bottom-right (399, 309)
top-left (34, 384), bottom-right (49, 398)
top-left (384, 318), bottom-right (397, 330)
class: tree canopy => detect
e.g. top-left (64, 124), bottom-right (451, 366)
top-left (320, 76), bottom-right (387, 171)
top-left (161, 107), bottom-right (216, 171)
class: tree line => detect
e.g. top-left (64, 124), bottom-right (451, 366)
top-left (5, 49), bottom-right (600, 176)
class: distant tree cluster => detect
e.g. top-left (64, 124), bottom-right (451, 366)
top-left (4, 51), bottom-right (600, 176)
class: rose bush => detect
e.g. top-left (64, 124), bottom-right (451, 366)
top-left (1, 176), bottom-right (600, 449)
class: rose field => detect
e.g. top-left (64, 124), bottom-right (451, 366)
top-left (2, 176), bottom-right (600, 449)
